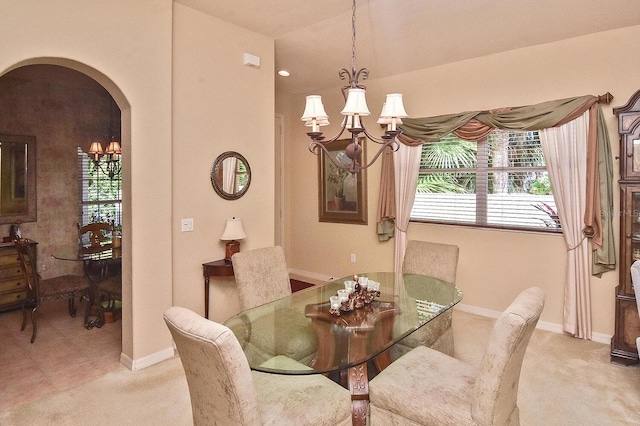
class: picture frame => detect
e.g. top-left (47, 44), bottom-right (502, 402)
top-left (318, 138), bottom-right (367, 224)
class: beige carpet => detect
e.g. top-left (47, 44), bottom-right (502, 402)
top-left (2, 310), bottom-right (640, 425)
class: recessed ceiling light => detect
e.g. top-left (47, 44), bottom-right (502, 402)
top-left (278, 70), bottom-right (290, 77)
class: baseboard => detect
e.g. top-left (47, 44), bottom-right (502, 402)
top-left (120, 346), bottom-right (175, 371)
top-left (455, 303), bottom-right (611, 345)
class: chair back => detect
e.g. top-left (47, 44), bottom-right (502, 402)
top-left (15, 238), bottom-right (39, 296)
top-left (77, 222), bottom-right (113, 249)
top-left (471, 286), bottom-right (545, 425)
top-left (402, 240), bottom-right (460, 283)
top-left (631, 261), bottom-right (640, 319)
top-left (164, 306), bottom-right (262, 426)
top-left (231, 246), bottom-right (291, 310)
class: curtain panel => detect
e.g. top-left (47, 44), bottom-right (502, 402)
top-left (378, 94), bottom-right (615, 277)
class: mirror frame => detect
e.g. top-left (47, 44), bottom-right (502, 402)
top-left (0, 134), bottom-right (37, 224)
top-left (210, 151), bottom-right (251, 200)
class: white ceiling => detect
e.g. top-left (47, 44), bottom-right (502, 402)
top-left (177, 0), bottom-right (640, 95)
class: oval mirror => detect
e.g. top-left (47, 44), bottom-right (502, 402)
top-left (210, 151), bottom-right (251, 200)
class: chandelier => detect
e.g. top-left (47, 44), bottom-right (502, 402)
top-left (88, 138), bottom-right (122, 180)
top-left (88, 98), bottom-right (122, 180)
top-left (301, 0), bottom-right (408, 174)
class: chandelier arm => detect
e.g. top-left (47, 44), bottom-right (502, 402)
top-left (308, 141), bottom-right (354, 170)
top-left (357, 141), bottom-right (399, 171)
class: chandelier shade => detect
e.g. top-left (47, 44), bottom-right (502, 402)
top-left (340, 88), bottom-right (370, 116)
top-left (301, 0), bottom-right (408, 174)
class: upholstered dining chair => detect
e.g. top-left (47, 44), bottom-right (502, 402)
top-left (97, 273), bottom-right (122, 324)
top-left (164, 306), bottom-right (352, 426)
top-left (369, 286), bottom-right (544, 426)
top-left (391, 239), bottom-right (460, 358)
top-left (231, 246), bottom-right (318, 365)
top-left (231, 246), bottom-right (292, 310)
top-left (16, 238), bottom-right (91, 343)
top-left (631, 260), bottom-right (640, 355)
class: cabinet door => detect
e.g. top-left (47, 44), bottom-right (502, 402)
top-left (622, 185), bottom-right (640, 294)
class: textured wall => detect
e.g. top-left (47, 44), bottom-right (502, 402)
top-left (0, 66), bottom-right (118, 278)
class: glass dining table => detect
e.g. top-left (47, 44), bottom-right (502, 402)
top-left (53, 244), bottom-right (122, 328)
top-left (223, 271), bottom-right (462, 426)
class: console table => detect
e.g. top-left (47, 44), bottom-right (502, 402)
top-left (202, 259), bottom-right (234, 319)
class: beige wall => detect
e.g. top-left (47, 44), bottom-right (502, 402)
top-left (281, 25), bottom-right (640, 340)
top-left (172, 4), bottom-right (275, 322)
top-left (0, 0), bottom-right (275, 368)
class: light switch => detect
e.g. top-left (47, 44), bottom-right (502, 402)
top-left (181, 218), bottom-right (194, 232)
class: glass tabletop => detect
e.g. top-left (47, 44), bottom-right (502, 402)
top-left (52, 245), bottom-right (122, 262)
top-left (223, 272), bottom-right (462, 375)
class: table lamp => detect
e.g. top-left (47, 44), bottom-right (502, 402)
top-left (220, 217), bottom-right (247, 261)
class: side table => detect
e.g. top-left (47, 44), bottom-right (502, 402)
top-left (202, 259), bottom-right (234, 319)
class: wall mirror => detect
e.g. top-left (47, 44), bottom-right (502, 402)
top-left (0, 134), bottom-right (36, 223)
top-left (210, 151), bottom-right (251, 200)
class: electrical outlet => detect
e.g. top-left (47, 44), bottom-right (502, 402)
top-left (181, 218), bottom-right (194, 232)
top-left (350, 253), bottom-right (356, 263)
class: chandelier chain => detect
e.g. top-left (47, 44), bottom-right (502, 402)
top-left (351, 0), bottom-right (357, 72)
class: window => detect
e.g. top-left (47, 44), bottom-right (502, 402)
top-left (411, 130), bottom-right (561, 232)
top-left (77, 147), bottom-right (122, 227)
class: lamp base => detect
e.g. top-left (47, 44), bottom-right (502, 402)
top-left (225, 240), bottom-right (240, 261)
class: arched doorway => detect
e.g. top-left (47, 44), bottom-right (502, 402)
top-left (0, 59), bottom-right (132, 364)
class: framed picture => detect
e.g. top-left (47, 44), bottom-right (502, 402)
top-left (318, 138), bottom-right (367, 224)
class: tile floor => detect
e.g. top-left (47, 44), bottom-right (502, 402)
top-left (0, 300), bottom-right (122, 413)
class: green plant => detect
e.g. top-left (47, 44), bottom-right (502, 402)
top-left (533, 202), bottom-right (561, 227)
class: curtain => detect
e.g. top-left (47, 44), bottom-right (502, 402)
top-left (377, 94), bottom-right (615, 339)
top-left (376, 149), bottom-right (396, 241)
top-left (392, 142), bottom-right (421, 273)
top-left (539, 112), bottom-right (591, 339)
top-left (222, 157), bottom-right (237, 193)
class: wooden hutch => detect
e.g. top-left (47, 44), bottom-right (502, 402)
top-left (612, 89), bottom-right (640, 365)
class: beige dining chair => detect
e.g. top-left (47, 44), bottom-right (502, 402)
top-left (392, 239), bottom-right (460, 359)
top-left (231, 245), bottom-right (292, 310)
top-left (231, 246), bottom-right (318, 365)
top-left (369, 286), bottom-right (544, 425)
top-left (631, 260), bottom-right (640, 355)
top-left (164, 306), bottom-right (352, 426)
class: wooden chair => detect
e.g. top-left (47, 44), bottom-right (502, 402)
top-left (164, 306), bottom-right (352, 426)
top-left (77, 222), bottom-right (113, 252)
top-left (391, 240), bottom-right (460, 359)
top-left (369, 286), bottom-right (544, 425)
top-left (16, 238), bottom-right (91, 343)
top-left (231, 246), bottom-right (318, 365)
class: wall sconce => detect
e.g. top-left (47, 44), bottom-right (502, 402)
top-left (88, 138), bottom-right (122, 180)
top-left (220, 217), bottom-right (247, 260)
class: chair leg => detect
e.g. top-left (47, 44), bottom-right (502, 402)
top-left (21, 300), bottom-right (29, 331)
top-left (68, 297), bottom-right (77, 317)
top-left (30, 305), bottom-right (39, 343)
top-left (96, 292), bottom-right (106, 327)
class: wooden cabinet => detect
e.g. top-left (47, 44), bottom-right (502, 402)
top-left (612, 90), bottom-right (640, 365)
top-left (0, 242), bottom-right (35, 312)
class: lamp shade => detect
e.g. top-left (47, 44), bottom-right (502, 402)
top-left (105, 140), bottom-right (122, 155)
top-left (341, 115), bottom-right (362, 129)
top-left (341, 88), bottom-right (370, 116)
top-left (301, 95), bottom-right (329, 121)
top-left (220, 217), bottom-right (247, 241)
top-left (88, 141), bottom-right (104, 162)
top-left (380, 93), bottom-right (408, 118)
